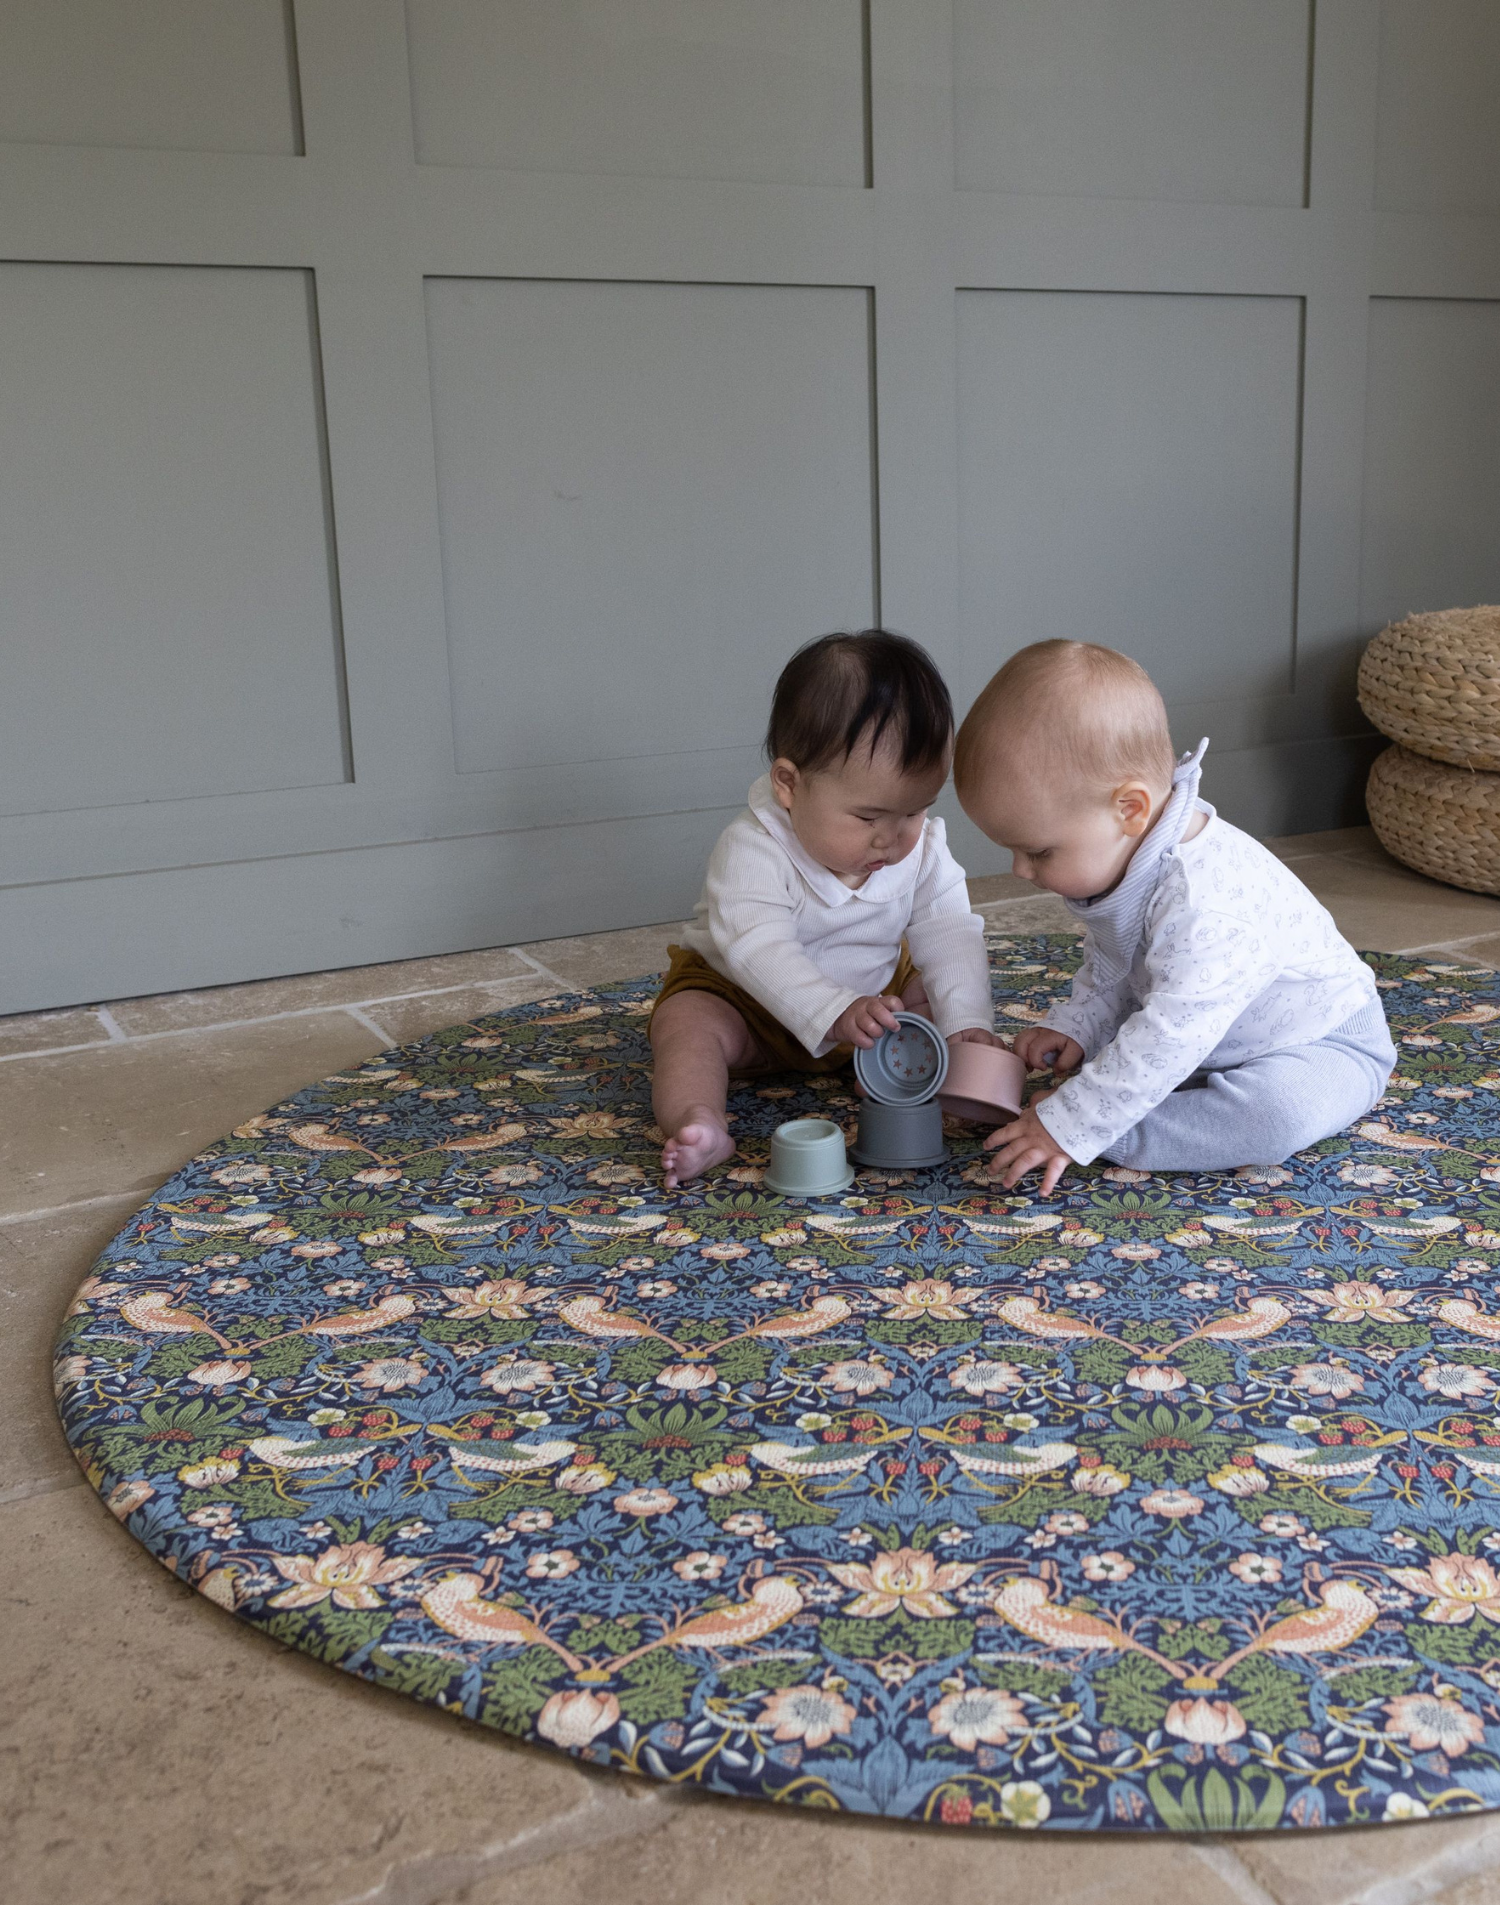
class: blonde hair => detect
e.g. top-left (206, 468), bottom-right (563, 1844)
top-left (954, 641), bottom-right (1175, 801)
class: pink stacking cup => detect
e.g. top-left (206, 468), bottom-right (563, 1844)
top-left (939, 1043), bottom-right (1026, 1126)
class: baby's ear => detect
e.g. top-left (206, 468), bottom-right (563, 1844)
top-left (767, 757), bottom-right (800, 810)
top-left (1114, 779), bottom-right (1157, 836)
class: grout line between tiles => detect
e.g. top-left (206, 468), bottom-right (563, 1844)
top-left (346, 1005), bottom-right (397, 1047)
top-left (0, 1188), bottom-right (143, 1228)
top-left (0, 974), bottom-right (561, 1063)
top-left (1352, 1814), bottom-right (1500, 1905)
top-left (1190, 1844), bottom-right (1283, 1905)
top-left (94, 1005), bottom-right (128, 1042)
top-left (336, 1782), bottom-right (689, 1905)
top-left (0, 1472), bottom-right (87, 1507)
top-left (506, 945), bottom-right (584, 992)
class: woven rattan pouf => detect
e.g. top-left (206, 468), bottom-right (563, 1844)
top-left (1366, 742), bottom-right (1500, 896)
top-left (1359, 606), bottom-right (1500, 894)
top-left (1359, 605), bottom-right (1500, 770)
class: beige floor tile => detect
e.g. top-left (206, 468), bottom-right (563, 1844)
top-left (1435, 1868), bottom-right (1500, 1905)
top-left (0, 1198), bottom-right (143, 1499)
top-left (1234, 1813), bottom-right (1500, 1905)
top-left (1288, 853), bottom-right (1500, 953)
top-left (979, 895), bottom-right (1080, 935)
top-left (0, 1487), bottom-right (599, 1905)
top-left (517, 922), bottom-right (693, 987)
top-left (0, 1006), bottom-right (112, 1056)
top-left (967, 871), bottom-right (1036, 904)
top-left (0, 1011), bottom-right (382, 1218)
top-left (452, 1796), bottom-right (1248, 1905)
top-left (1264, 826), bottom-right (1384, 862)
top-left (108, 945), bottom-right (536, 1035)
top-left (366, 974), bottom-right (565, 1043)
top-left (1413, 931), bottom-right (1500, 968)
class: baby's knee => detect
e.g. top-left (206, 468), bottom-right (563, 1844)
top-left (650, 988), bottom-right (757, 1066)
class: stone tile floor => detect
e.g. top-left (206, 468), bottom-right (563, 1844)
top-left (6, 827), bottom-right (1500, 1904)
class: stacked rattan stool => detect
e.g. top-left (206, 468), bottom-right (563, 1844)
top-left (1359, 606), bottom-right (1500, 896)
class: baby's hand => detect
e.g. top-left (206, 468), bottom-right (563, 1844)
top-left (830, 994), bottom-right (903, 1050)
top-left (984, 1104), bottom-right (1075, 1194)
top-left (1011, 1026), bottom-right (1084, 1075)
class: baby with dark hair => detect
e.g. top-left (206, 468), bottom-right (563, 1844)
top-left (649, 630), bottom-right (994, 1187)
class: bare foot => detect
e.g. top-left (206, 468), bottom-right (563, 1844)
top-left (661, 1114), bottom-right (735, 1190)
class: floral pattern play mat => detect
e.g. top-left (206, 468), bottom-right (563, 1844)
top-left (54, 936), bottom-right (1500, 1833)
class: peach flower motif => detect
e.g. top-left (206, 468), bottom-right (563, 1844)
top-left (876, 1279), bottom-right (971, 1321)
top-left (481, 1358), bottom-right (556, 1395)
top-left (536, 1688), bottom-right (620, 1747)
top-left (1289, 1363), bottom-right (1365, 1399)
top-left (614, 1487), bottom-right (679, 1517)
top-left (928, 1684), bottom-right (1026, 1750)
top-left (821, 1360), bottom-right (893, 1396)
top-left (1140, 1487), bottom-right (1204, 1519)
top-left (760, 1683), bottom-right (857, 1748)
top-left (1081, 1552), bottom-right (1135, 1583)
top-left (827, 1546), bottom-right (977, 1619)
top-left (441, 1279), bottom-right (538, 1320)
top-left (656, 1363), bottom-right (717, 1392)
top-left (672, 1551), bottom-right (726, 1582)
top-left (188, 1359), bottom-right (252, 1388)
top-left (1164, 1699), bottom-right (1247, 1744)
top-left (107, 1478), bottom-right (155, 1520)
top-left (1419, 1364), bottom-right (1496, 1400)
top-left (525, 1549), bottom-right (579, 1580)
top-left (268, 1540), bottom-right (417, 1610)
top-left (1126, 1364), bottom-right (1186, 1393)
top-left (1382, 1692), bottom-right (1485, 1757)
top-left (1388, 1553), bottom-right (1500, 1626)
top-left (1305, 1281), bottom-right (1416, 1325)
top-left (1228, 1552), bottom-right (1282, 1586)
top-left (355, 1356), bottom-right (426, 1392)
top-left (948, 1359), bottom-right (1023, 1397)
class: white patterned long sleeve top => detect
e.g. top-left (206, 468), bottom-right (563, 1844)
top-left (1034, 784), bottom-right (1382, 1168)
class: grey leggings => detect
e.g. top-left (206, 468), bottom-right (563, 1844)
top-left (1102, 1000), bottom-right (1397, 1172)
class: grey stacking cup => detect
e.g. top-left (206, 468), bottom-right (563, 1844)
top-left (763, 1118), bottom-right (855, 1197)
top-left (850, 1098), bottom-right (947, 1169)
top-left (852, 1012), bottom-right (949, 1104)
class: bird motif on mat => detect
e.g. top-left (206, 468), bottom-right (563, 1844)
top-left (301, 1293), bottom-right (416, 1337)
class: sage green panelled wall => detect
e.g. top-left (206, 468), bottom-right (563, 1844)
top-left (4, 1), bottom-right (1500, 1012)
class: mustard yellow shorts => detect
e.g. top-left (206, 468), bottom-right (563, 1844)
top-left (648, 944), bottom-right (920, 1075)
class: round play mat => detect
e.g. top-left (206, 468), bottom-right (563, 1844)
top-left (54, 937), bottom-right (1500, 1832)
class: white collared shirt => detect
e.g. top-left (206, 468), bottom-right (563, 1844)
top-left (680, 776), bottom-right (992, 1057)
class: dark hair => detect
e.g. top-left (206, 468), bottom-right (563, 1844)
top-left (765, 630), bottom-right (954, 776)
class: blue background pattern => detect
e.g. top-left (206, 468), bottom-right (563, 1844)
top-left (52, 937), bottom-right (1500, 1832)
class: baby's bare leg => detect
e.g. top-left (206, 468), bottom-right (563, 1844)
top-left (900, 970), bottom-right (931, 1017)
top-left (650, 990), bottom-right (767, 1189)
